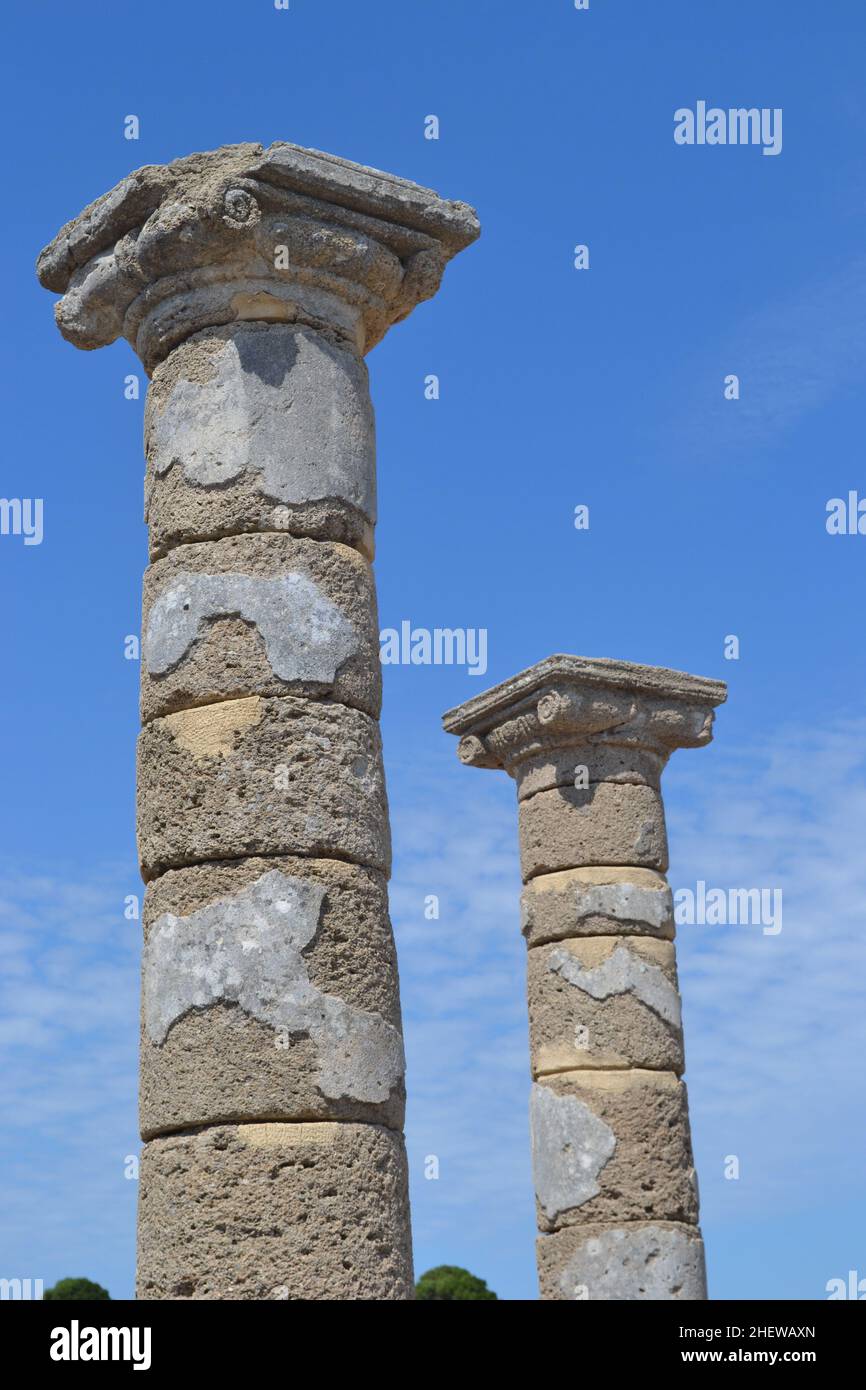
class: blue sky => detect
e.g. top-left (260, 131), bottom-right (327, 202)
top-left (1, 0), bottom-right (865, 1300)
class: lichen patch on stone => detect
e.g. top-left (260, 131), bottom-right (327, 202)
top-left (144, 570), bottom-right (358, 684)
top-left (530, 1082), bottom-right (616, 1221)
top-left (548, 943), bottom-right (682, 1027)
top-left (143, 869), bottom-right (404, 1103)
top-left (570, 880), bottom-right (674, 931)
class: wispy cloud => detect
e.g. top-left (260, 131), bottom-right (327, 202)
top-left (389, 763), bottom-right (536, 1287)
top-left (1, 716), bottom-right (862, 1299)
top-left (393, 711), bottom-right (866, 1294)
top-left (669, 256), bottom-right (866, 457)
top-left (668, 714), bottom-right (866, 1219)
top-left (0, 864), bottom-right (139, 1296)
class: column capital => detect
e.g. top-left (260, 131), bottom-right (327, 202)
top-left (37, 141), bottom-right (480, 371)
top-left (443, 654), bottom-right (727, 787)
top-left (445, 655), bottom-right (720, 1298)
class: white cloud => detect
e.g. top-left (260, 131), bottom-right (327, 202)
top-left (392, 712), bottom-right (866, 1288)
top-left (0, 863), bottom-right (138, 1296)
top-left (1, 716), bottom-right (861, 1299)
top-left (667, 714), bottom-right (866, 1216)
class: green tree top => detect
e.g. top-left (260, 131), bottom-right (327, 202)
top-left (415, 1265), bottom-right (497, 1301)
top-left (43, 1277), bottom-right (111, 1301)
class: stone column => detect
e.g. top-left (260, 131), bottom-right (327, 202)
top-left (38, 142), bottom-right (479, 1300)
top-left (443, 655), bottom-right (726, 1301)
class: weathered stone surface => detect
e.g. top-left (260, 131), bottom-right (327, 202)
top-left (136, 1121), bottom-right (414, 1300)
top-left (144, 324), bottom-right (376, 560)
top-left (443, 654), bottom-right (716, 1300)
top-left (527, 937), bottom-right (683, 1076)
top-left (137, 694), bottom-right (389, 880)
top-left (518, 783), bottom-right (668, 880)
top-left (39, 143), bottom-right (480, 293)
top-left (530, 1071), bottom-right (699, 1231)
top-left (443, 654), bottom-right (726, 762)
top-left (537, 1222), bottom-right (707, 1301)
top-left (444, 656), bottom-right (726, 804)
top-left (514, 744), bottom-right (665, 800)
top-left (140, 856), bottom-right (403, 1137)
top-left (39, 138), bottom-right (482, 1306)
top-left (37, 141), bottom-right (481, 369)
top-left (521, 867), bottom-right (675, 946)
top-left (141, 531), bottom-right (380, 721)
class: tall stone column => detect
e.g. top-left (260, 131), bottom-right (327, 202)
top-left (38, 142), bottom-right (479, 1300)
top-left (443, 655), bottom-right (726, 1301)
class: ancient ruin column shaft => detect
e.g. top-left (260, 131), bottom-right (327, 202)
top-left (38, 141), bottom-right (479, 1300)
top-left (444, 655), bottom-right (726, 1301)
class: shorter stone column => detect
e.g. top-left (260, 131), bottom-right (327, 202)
top-left (443, 655), bottom-right (726, 1301)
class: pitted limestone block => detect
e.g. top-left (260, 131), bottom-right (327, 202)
top-left (144, 324), bottom-right (376, 560)
top-left (137, 694), bottom-right (389, 880)
top-left (527, 937), bottom-right (683, 1076)
top-left (530, 1071), bottom-right (699, 1231)
top-left (136, 1121), bottom-right (414, 1300)
top-left (536, 1222), bottom-right (707, 1301)
top-left (521, 868), bottom-right (675, 947)
top-left (140, 856), bottom-right (404, 1137)
top-left (518, 783), bottom-right (668, 880)
top-left (514, 744), bottom-right (665, 801)
top-left (140, 532), bottom-right (380, 722)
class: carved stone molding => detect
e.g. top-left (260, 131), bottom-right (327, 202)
top-left (445, 654), bottom-right (727, 792)
top-left (37, 142), bottom-right (480, 371)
